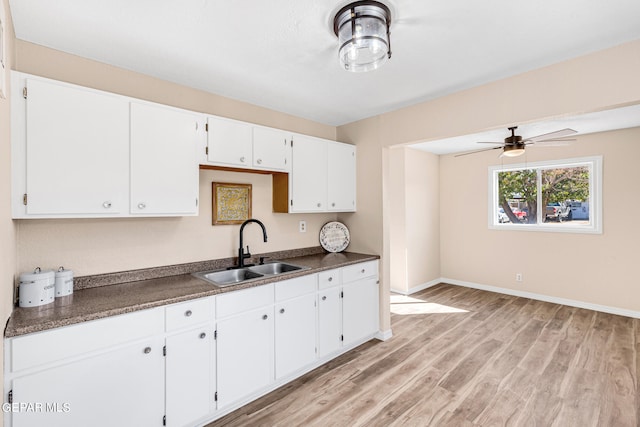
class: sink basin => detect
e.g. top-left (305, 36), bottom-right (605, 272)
top-left (247, 262), bottom-right (305, 275)
top-left (193, 268), bottom-right (264, 287)
top-left (192, 261), bottom-right (309, 287)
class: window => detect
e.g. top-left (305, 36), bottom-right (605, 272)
top-left (488, 156), bottom-right (602, 233)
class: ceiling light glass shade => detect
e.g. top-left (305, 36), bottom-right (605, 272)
top-left (333, 1), bottom-right (392, 72)
top-left (502, 145), bottom-right (526, 157)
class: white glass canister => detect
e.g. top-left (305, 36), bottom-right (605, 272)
top-left (54, 267), bottom-right (74, 297)
top-left (19, 268), bottom-right (55, 308)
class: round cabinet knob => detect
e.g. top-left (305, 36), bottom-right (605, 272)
top-left (279, 308), bottom-right (285, 314)
top-left (240, 156), bottom-right (246, 163)
top-left (317, 203), bottom-right (322, 208)
top-left (332, 203), bottom-right (336, 207)
top-left (322, 296), bottom-right (327, 301)
top-left (199, 332), bottom-right (207, 339)
top-left (328, 277), bottom-right (333, 282)
top-left (361, 269), bottom-right (366, 274)
top-left (143, 347), bottom-right (152, 354)
top-left (262, 314), bottom-right (268, 320)
top-left (257, 159), bottom-right (262, 164)
top-left (185, 310), bottom-right (192, 317)
top-left (102, 201), bottom-right (112, 209)
top-left (137, 202), bottom-right (146, 210)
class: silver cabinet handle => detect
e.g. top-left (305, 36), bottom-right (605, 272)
top-left (199, 332), bottom-right (206, 339)
top-left (279, 308), bottom-right (285, 314)
top-left (361, 269), bottom-right (366, 273)
top-left (262, 314), bottom-right (268, 320)
top-left (332, 203), bottom-right (336, 207)
top-left (322, 296), bottom-right (327, 301)
top-left (240, 156), bottom-right (246, 163)
top-left (185, 310), bottom-right (192, 317)
top-left (328, 277), bottom-right (333, 282)
top-left (143, 347), bottom-right (151, 354)
top-left (103, 201), bottom-right (112, 209)
top-left (256, 158), bottom-right (262, 164)
top-left (317, 203), bottom-right (321, 208)
top-left (137, 202), bottom-right (146, 209)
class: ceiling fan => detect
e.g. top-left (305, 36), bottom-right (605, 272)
top-left (455, 126), bottom-right (577, 157)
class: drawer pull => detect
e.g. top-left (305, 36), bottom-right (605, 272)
top-left (328, 277), bottom-right (333, 282)
top-left (143, 347), bottom-right (151, 354)
top-left (185, 310), bottom-right (193, 317)
top-left (322, 296), bottom-right (327, 301)
top-left (361, 269), bottom-right (365, 273)
top-left (262, 314), bottom-right (268, 320)
top-left (279, 308), bottom-right (285, 314)
top-left (199, 332), bottom-right (207, 339)
top-left (102, 201), bottom-right (112, 209)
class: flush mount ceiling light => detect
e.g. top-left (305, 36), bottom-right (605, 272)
top-left (333, 1), bottom-right (392, 72)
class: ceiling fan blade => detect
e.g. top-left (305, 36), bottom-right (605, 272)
top-left (523, 128), bottom-right (577, 142)
top-left (454, 146), bottom-right (502, 157)
top-left (534, 138), bottom-right (576, 143)
top-left (476, 141), bottom-right (504, 144)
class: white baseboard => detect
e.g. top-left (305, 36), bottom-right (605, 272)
top-left (439, 277), bottom-right (640, 319)
top-left (391, 278), bottom-right (441, 296)
top-left (375, 329), bottom-right (393, 341)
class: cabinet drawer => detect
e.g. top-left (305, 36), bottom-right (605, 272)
top-left (165, 297), bottom-right (213, 332)
top-left (216, 284), bottom-right (274, 318)
top-left (9, 307), bottom-right (164, 373)
top-left (275, 274), bottom-right (316, 301)
top-left (318, 269), bottom-right (341, 290)
top-left (342, 261), bottom-right (378, 283)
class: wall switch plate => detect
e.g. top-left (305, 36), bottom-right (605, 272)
top-left (299, 220), bottom-right (307, 233)
top-left (516, 273), bottom-right (523, 282)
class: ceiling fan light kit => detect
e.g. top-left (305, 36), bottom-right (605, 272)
top-left (333, 1), bottom-right (392, 72)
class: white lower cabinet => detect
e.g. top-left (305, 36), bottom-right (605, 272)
top-left (216, 306), bottom-right (274, 409)
top-left (275, 292), bottom-right (317, 379)
top-left (164, 297), bottom-right (214, 426)
top-left (3, 261), bottom-right (379, 427)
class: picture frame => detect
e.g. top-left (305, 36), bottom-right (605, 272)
top-left (212, 182), bottom-right (252, 225)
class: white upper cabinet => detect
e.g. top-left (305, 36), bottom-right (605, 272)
top-left (327, 141), bottom-right (356, 212)
top-left (252, 126), bottom-right (289, 171)
top-left (286, 135), bottom-right (356, 213)
top-left (130, 102), bottom-right (201, 216)
top-left (205, 116), bottom-right (290, 172)
top-left (206, 116), bottom-right (253, 167)
top-left (19, 76), bottom-right (130, 216)
top-left (11, 72), bottom-right (203, 218)
top-left (290, 134), bottom-right (328, 212)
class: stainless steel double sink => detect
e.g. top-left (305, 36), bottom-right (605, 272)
top-left (192, 261), bottom-right (310, 287)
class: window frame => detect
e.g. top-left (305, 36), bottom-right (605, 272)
top-left (488, 156), bottom-right (602, 234)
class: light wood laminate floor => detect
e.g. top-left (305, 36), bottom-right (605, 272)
top-left (207, 284), bottom-right (639, 426)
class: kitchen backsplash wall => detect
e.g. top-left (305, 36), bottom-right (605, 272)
top-left (17, 169), bottom-right (337, 276)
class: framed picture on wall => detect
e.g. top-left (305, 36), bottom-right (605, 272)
top-left (211, 182), bottom-right (252, 225)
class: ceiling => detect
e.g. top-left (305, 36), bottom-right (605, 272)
top-left (8, 0), bottom-right (640, 127)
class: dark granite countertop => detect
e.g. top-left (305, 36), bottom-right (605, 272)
top-left (5, 249), bottom-right (379, 338)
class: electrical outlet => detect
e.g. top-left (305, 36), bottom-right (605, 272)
top-left (516, 273), bottom-right (523, 282)
top-left (299, 220), bottom-right (307, 233)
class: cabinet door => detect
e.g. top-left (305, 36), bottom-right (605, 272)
top-left (10, 339), bottom-right (164, 427)
top-left (166, 327), bottom-right (213, 427)
top-left (275, 293), bottom-right (317, 379)
top-left (327, 142), bottom-right (356, 212)
top-left (342, 277), bottom-right (379, 347)
top-left (207, 116), bottom-right (252, 167)
top-left (24, 78), bottom-right (129, 215)
top-left (291, 135), bottom-right (327, 212)
top-left (317, 286), bottom-right (342, 358)
top-left (130, 102), bottom-right (200, 215)
top-left (253, 127), bottom-right (289, 171)
top-left (216, 306), bottom-right (274, 408)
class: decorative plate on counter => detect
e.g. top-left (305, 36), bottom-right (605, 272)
top-left (319, 221), bottom-right (350, 253)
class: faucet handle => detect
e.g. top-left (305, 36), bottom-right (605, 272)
top-left (244, 245), bottom-right (251, 259)
top-left (259, 256), bottom-right (269, 265)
